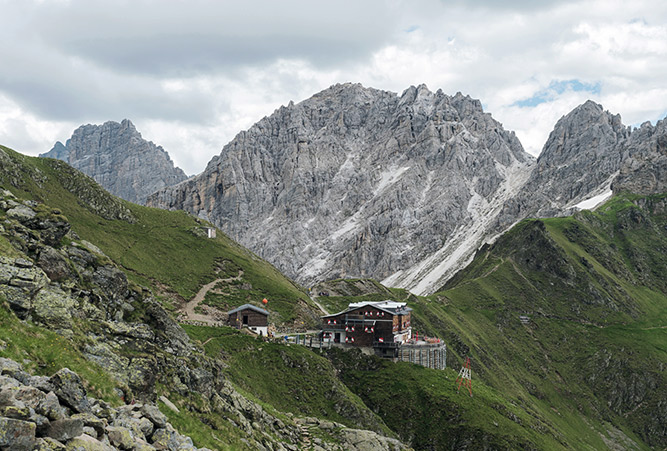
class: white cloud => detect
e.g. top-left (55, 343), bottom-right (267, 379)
top-left (1, 0), bottom-right (667, 175)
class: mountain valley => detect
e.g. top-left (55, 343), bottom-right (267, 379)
top-left (0, 82), bottom-right (664, 450)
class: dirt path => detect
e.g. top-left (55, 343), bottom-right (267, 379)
top-left (309, 294), bottom-right (330, 315)
top-left (180, 270), bottom-right (244, 324)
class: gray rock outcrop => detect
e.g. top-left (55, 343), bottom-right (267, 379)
top-left (41, 120), bottom-right (188, 204)
top-left (494, 101), bottom-right (634, 230)
top-left (0, 357), bottom-right (210, 451)
top-left (612, 118), bottom-right (667, 195)
top-left (149, 90), bottom-right (667, 294)
top-left (148, 83), bottom-right (534, 293)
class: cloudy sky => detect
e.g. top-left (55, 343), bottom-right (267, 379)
top-left (1, 0), bottom-right (667, 175)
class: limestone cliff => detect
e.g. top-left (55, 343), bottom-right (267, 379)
top-left (42, 120), bottom-right (187, 204)
top-left (148, 88), bottom-right (666, 294)
top-left (148, 83), bottom-right (534, 293)
top-left (612, 118), bottom-right (667, 195)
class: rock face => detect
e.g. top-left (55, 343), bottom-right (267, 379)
top-left (0, 357), bottom-right (209, 451)
top-left (41, 120), bottom-right (187, 204)
top-left (494, 101), bottom-right (633, 231)
top-left (612, 118), bottom-right (667, 195)
top-left (148, 83), bottom-right (534, 293)
top-left (149, 90), bottom-right (667, 294)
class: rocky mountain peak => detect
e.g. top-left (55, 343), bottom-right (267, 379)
top-left (41, 120), bottom-right (188, 204)
top-left (612, 117), bottom-right (667, 195)
top-left (148, 83), bottom-right (534, 293)
top-left (538, 100), bottom-right (629, 168)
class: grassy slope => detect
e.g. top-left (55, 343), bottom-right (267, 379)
top-left (426, 194), bottom-right (666, 449)
top-left (0, 302), bottom-right (126, 404)
top-left (0, 145), bottom-right (316, 325)
top-left (314, 194), bottom-right (665, 449)
top-left (182, 324), bottom-right (393, 436)
top-left (0, 301), bottom-right (253, 451)
top-left (327, 348), bottom-right (566, 450)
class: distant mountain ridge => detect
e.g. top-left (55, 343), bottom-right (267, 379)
top-left (147, 83), bottom-right (535, 293)
top-left (41, 119), bottom-right (188, 204)
top-left (147, 84), bottom-right (667, 293)
top-left (63, 84), bottom-right (660, 294)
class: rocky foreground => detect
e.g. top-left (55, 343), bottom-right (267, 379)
top-left (0, 179), bottom-right (407, 450)
top-left (0, 357), bottom-right (206, 450)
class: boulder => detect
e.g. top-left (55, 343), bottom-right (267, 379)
top-left (28, 375), bottom-right (55, 393)
top-left (7, 205), bottom-right (36, 222)
top-left (133, 438), bottom-right (158, 451)
top-left (46, 418), bottom-right (84, 442)
top-left (150, 425), bottom-right (196, 451)
top-left (0, 404), bottom-right (31, 420)
top-left (339, 428), bottom-right (406, 451)
top-left (71, 413), bottom-right (107, 438)
top-left (37, 247), bottom-right (72, 282)
top-left (49, 368), bottom-right (91, 413)
top-left (92, 266), bottom-right (128, 300)
top-left (38, 392), bottom-right (67, 421)
top-left (32, 286), bottom-right (77, 329)
top-left (144, 300), bottom-right (191, 357)
top-left (127, 357), bottom-right (158, 396)
top-left (0, 358), bottom-right (29, 383)
top-left (36, 219), bottom-right (71, 248)
top-left (64, 433), bottom-right (115, 451)
top-left (34, 436), bottom-right (67, 450)
top-left (141, 404), bottom-right (167, 428)
top-left (106, 425), bottom-right (135, 450)
top-left (31, 413), bottom-right (51, 435)
top-left (112, 413), bottom-right (145, 442)
top-left (82, 343), bottom-right (130, 385)
top-left (0, 375), bottom-right (20, 389)
top-left (0, 417), bottom-right (36, 450)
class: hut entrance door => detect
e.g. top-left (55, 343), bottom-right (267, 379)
top-left (243, 315), bottom-right (249, 325)
top-left (334, 333), bottom-right (340, 343)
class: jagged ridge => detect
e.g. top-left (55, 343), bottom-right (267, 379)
top-left (42, 119), bottom-right (188, 205)
top-left (149, 89), bottom-right (667, 295)
top-left (148, 83), bottom-right (533, 293)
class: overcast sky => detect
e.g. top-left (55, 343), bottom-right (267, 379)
top-left (1, 0), bottom-right (667, 175)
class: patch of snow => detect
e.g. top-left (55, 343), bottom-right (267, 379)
top-left (573, 190), bottom-right (612, 210)
top-left (567, 171), bottom-right (618, 211)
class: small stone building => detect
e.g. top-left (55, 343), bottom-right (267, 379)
top-left (228, 304), bottom-right (269, 336)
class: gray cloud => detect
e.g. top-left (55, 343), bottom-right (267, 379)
top-left (0, 0), bottom-right (400, 126)
top-left (27, 0), bottom-right (399, 76)
top-left (439, 0), bottom-right (581, 11)
top-left (1, 0), bottom-right (667, 176)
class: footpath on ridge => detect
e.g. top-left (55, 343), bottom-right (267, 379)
top-left (179, 270), bottom-right (244, 325)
